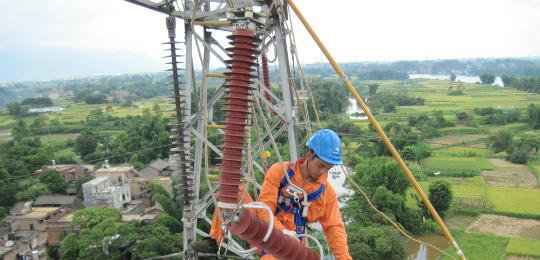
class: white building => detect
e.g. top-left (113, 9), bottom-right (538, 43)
top-left (82, 176), bottom-right (131, 208)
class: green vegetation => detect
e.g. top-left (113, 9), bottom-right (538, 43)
top-left (487, 187), bottom-right (540, 215)
top-left (505, 237), bottom-right (540, 258)
top-left (441, 229), bottom-right (509, 260)
top-left (421, 157), bottom-right (478, 170)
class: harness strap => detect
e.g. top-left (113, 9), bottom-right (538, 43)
top-left (262, 162), bottom-right (326, 257)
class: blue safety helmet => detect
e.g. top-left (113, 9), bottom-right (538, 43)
top-left (306, 129), bottom-right (343, 165)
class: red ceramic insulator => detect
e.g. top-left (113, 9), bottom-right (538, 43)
top-left (261, 54), bottom-right (272, 101)
top-left (218, 28), bottom-right (260, 204)
top-left (229, 209), bottom-right (319, 260)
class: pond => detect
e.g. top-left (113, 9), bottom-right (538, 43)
top-left (409, 74), bottom-right (504, 86)
top-left (406, 234), bottom-right (450, 260)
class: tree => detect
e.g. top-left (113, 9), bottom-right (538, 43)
top-left (6, 102), bottom-right (24, 116)
top-left (75, 130), bottom-right (98, 157)
top-left (54, 150), bottom-right (78, 164)
top-left (12, 119), bottom-right (30, 142)
top-left (488, 130), bottom-right (513, 153)
top-left (368, 83), bottom-right (379, 95)
top-left (61, 208), bottom-right (181, 260)
top-left (71, 207), bottom-right (121, 229)
top-left (153, 215), bottom-right (183, 233)
top-left (347, 223), bottom-right (406, 260)
top-left (152, 194), bottom-right (182, 219)
top-left (425, 180), bottom-right (453, 217)
top-left (401, 143), bottom-right (431, 161)
top-left (479, 73), bottom-right (495, 85)
top-left (39, 169), bottom-right (68, 194)
top-left (501, 74), bottom-right (517, 87)
top-left (450, 73), bottom-right (456, 81)
top-left (527, 103), bottom-right (540, 129)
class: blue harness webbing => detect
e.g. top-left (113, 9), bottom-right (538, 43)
top-left (261, 162), bottom-right (325, 256)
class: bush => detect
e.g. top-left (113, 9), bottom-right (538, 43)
top-left (456, 111), bottom-right (468, 120)
top-left (421, 218), bottom-right (440, 233)
top-left (420, 168), bottom-right (480, 177)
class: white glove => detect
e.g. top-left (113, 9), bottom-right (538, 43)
top-left (282, 229), bottom-right (300, 242)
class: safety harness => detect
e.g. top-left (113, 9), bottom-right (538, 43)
top-left (261, 162), bottom-right (325, 256)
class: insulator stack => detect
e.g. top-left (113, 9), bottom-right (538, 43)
top-left (164, 16), bottom-right (194, 205)
top-left (218, 28), bottom-right (260, 204)
top-left (229, 209), bottom-right (319, 260)
top-left (261, 54), bottom-right (273, 102)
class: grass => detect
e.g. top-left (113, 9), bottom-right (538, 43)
top-left (487, 187), bottom-right (540, 215)
top-left (506, 237), bottom-right (540, 258)
top-left (38, 133), bottom-right (80, 142)
top-left (530, 164), bottom-right (540, 187)
top-left (439, 126), bottom-right (487, 136)
top-left (432, 146), bottom-right (491, 157)
top-left (475, 157), bottom-right (494, 171)
top-left (405, 176), bottom-right (488, 208)
top-left (421, 157), bottom-right (478, 170)
top-left (440, 229), bottom-right (509, 260)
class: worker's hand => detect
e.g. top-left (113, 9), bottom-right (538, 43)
top-left (282, 229), bottom-right (299, 242)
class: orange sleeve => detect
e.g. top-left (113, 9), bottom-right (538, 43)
top-left (320, 184), bottom-right (352, 260)
top-left (256, 162), bottom-right (288, 231)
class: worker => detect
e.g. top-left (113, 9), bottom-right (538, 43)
top-left (257, 129), bottom-right (352, 260)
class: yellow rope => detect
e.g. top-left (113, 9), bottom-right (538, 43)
top-left (341, 166), bottom-right (456, 260)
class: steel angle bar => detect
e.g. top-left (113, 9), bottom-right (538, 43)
top-left (189, 84), bottom-right (226, 125)
top-left (249, 122), bottom-right (287, 160)
top-left (190, 127), bottom-right (223, 156)
top-left (252, 91), bottom-right (284, 120)
top-left (194, 32), bottom-right (226, 63)
top-left (253, 78), bottom-right (280, 103)
top-left (209, 35), bottom-right (228, 54)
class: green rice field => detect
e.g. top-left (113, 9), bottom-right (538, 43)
top-left (431, 146), bottom-right (492, 157)
top-left (441, 229), bottom-right (509, 260)
top-left (505, 237), bottom-right (540, 258)
top-left (421, 157), bottom-right (479, 170)
top-left (487, 187), bottom-right (540, 215)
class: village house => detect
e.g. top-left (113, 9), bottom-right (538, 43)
top-left (94, 166), bottom-right (132, 186)
top-left (2, 206), bottom-right (67, 260)
top-left (138, 159), bottom-right (171, 179)
top-left (34, 163), bottom-right (94, 182)
top-left (82, 176), bottom-right (131, 208)
top-left (34, 195), bottom-right (83, 210)
top-left (46, 213), bottom-right (79, 247)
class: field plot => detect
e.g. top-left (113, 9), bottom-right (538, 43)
top-left (487, 187), bottom-right (540, 215)
top-left (482, 159), bottom-right (539, 189)
top-left (441, 229), bottom-right (509, 260)
top-left (432, 146), bottom-right (491, 157)
top-left (407, 176), bottom-right (487, 208)
top-left (466, 214), bottom-right (540, 240)
top-left (421, 157), bottom-right (484, 170)
top-left (505, 237), bottom-right (540, 258)
top-left (38, 133), bottom-right (80, 142)
top-left (429, 134), bottom-right (487, 147)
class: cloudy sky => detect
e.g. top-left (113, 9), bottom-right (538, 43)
top-left (1, 0), bottom-right (539, 68)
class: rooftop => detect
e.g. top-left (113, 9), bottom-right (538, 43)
top-left (35, 195), bottom-right (78, 206)
top-left (85, 176), bottom-right (109, 185)
top-left (23, 207), bottom-right (60, 218)
top-left (96, 167), bottom-right (131, 173)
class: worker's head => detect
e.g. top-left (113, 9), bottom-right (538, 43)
top-left (306, 129), bottom-right (343, 165)
top-left (305, 129), bottom-right (343, 179)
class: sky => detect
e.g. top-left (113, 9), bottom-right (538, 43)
top-left (1, 0), bottom-right (540, 70)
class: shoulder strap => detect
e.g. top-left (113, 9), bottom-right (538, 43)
top-left (278, 162), bottom-right (295, 189)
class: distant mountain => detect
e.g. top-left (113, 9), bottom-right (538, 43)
top-left (0, 44), bottom-right (163, 83)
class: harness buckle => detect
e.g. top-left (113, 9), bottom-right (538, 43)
top-left (285, 185), bottom-right (304, 202)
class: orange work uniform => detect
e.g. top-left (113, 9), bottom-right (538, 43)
top-left (257, 158), bottom-right (352, 260)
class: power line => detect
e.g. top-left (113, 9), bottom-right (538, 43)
top-left (0, 143), bottom-right (175, 183)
